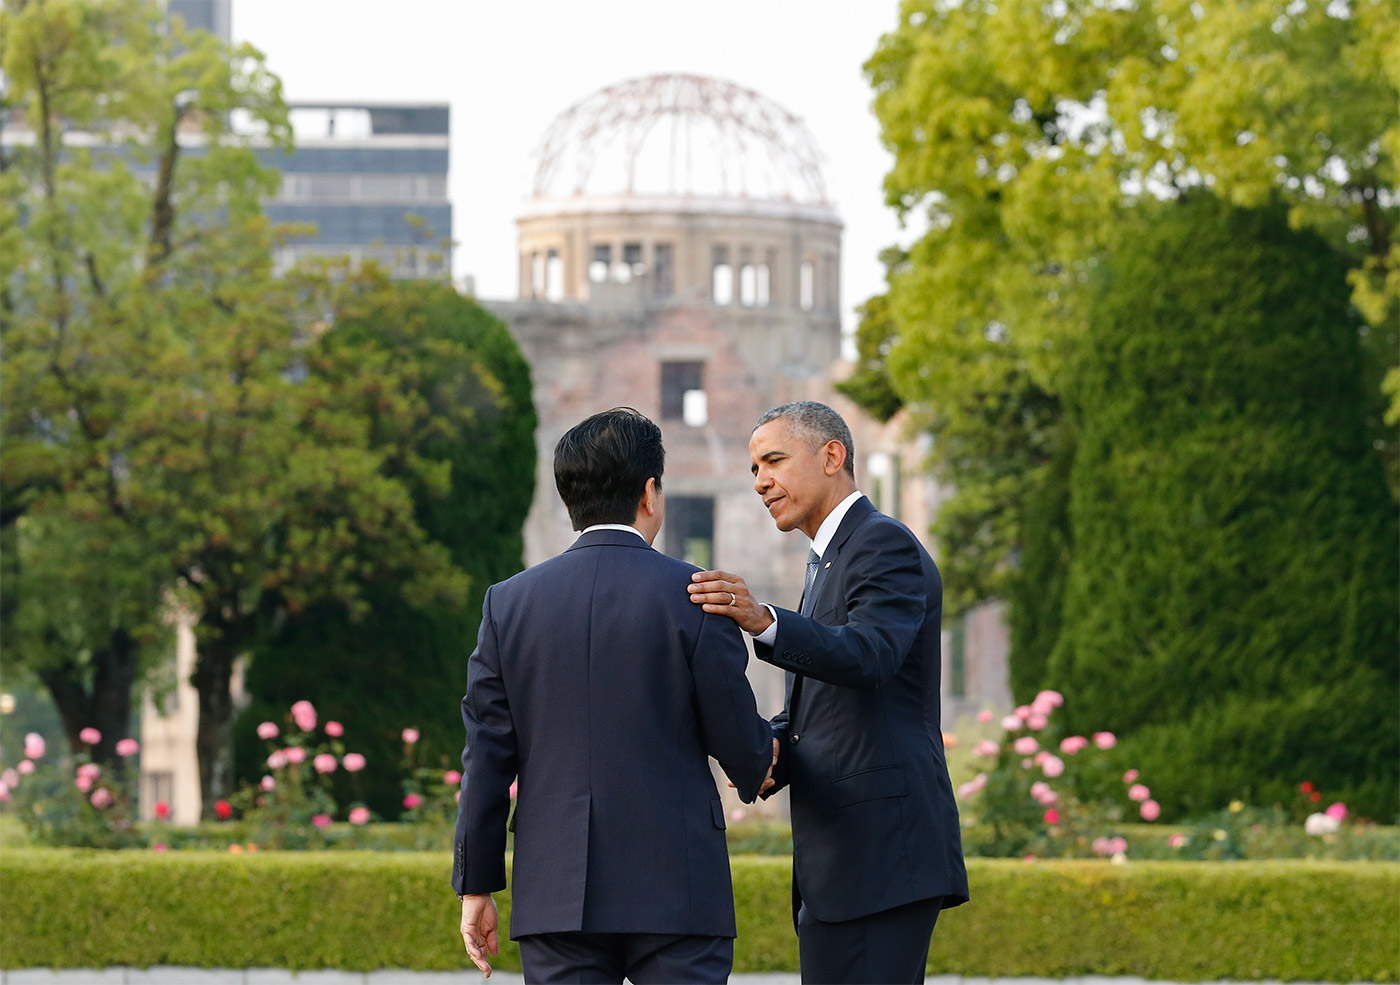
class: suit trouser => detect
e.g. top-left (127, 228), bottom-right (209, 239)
top-left (797, 896), bottom-right (943, 984)
top-left (517, 931), bottom-right (733, 984)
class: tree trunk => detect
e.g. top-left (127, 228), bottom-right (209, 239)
top-left (35, 627), bottom-right (139, 774)
top-left (191, 639), bottom-right (237, 819)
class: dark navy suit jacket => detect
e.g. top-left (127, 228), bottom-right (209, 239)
top-left (451, 528), bottom-right (775, 939)
top-left (759, 497), bottom-right (969, 923)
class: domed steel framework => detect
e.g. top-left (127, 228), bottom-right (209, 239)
top-left (531, 73), bottom-right (829, 205)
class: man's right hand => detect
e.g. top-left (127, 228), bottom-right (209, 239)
top-left (761, 736), bottom-right (780, 794)
top-left (460, 893), bottom-right (499, 977)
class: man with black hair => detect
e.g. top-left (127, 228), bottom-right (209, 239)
top-left (452, 407), bottom-right (778, 984)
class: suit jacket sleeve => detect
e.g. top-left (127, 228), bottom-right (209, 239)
top-left (689, 610), bottom-right (776, 804)
top-left (452, 585), bottom-right (517, 897)
top-left (756, 522), bottom-right (926, 691)
top-left (760, 710), bottom-right (792, 799)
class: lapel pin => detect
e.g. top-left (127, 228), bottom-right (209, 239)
top-left (824, 562), bottom-right (831, 568)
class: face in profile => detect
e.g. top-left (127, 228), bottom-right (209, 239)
top-left (749, 419), bottom-right (839, 537)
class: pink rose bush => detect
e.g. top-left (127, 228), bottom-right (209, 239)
top-left (1, 730), bottom-right (147, 848)
top-left (953, 691), bottom-right (1162, 859)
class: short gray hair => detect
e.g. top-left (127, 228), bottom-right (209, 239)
top-left (754, 401), bottom-right (855, 478)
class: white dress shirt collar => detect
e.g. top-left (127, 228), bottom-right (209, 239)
top-left (581, 523), bottom-right (648, 543)
top-left (810, 490), bottom-right (864, 559)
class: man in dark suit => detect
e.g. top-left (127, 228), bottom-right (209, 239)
top-left (689, 401), bottom-right (969, 984)
top-left (453, 407), bottom-right (778, 983)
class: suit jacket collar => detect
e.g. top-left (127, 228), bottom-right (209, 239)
top-left (565, 528), bottom-right (655, 553)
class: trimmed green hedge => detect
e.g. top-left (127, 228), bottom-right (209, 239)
top-left (2, 852), bottom-right (1395, 980)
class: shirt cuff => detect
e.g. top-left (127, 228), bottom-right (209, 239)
top-left (753, 604), bottom-right (778, 646)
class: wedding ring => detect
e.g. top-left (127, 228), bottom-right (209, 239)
top-left (727, 592), bottom-right (737, 606)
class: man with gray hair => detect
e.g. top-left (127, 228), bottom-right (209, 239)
top-left (689, 400), bottom-right (968, 984)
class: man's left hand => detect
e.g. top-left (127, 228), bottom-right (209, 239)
top-left (460, 894), bottom-right (499, 977)
top-left (688, 570), bottom-right (773, 636)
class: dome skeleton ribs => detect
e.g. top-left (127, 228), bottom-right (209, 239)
top-left (531, 74), bottom-right (830, 205)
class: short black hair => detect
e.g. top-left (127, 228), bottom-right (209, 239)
top-left (754, 401), bottom-right (856, 478)
top-left (554, 407), bottom-right (665, 530)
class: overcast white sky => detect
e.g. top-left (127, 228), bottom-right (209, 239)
top-left (233, 0), bottom-right (909, 337)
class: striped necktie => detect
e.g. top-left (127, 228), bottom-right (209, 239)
top-left (801, 549), bottom-right (820, 616)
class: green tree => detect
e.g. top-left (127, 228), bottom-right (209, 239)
top-left (237, 277), bottom-right (537, 817)
top-left (856, 0), bottom-right (1399, 614)
top-left (1049, 194), bottom-right (1398, 819)
top-left (1, 0), bottom-right (470, 814)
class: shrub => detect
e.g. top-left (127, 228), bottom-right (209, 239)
top-left (2, 852), bottom-right (1396, 980)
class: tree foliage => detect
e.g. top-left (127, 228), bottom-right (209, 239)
top-left (857, 0), bottom-right (1399, 611)
top-left (1048, 194), bottom-right (1398, 820)
top-left (1, 0), bottom-right (475, 814)
top-left (237, 279), bottom-right (537, 818)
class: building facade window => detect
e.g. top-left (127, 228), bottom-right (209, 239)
top-left (653, 243), bottom-right (674, 298)
top-left (799, 259), bottom-right (815, 310)
top-left (756, 262), bottom-right (771, 306)
top-left (545, 249), bottom-right (563, 301)
top-left (739, 263), bottom-right (757, 306)
top-left (712, 246), bottom-right (733, 305)
top-left (589, 244), bottom-right (611, 283)
top-left (664, 496), bottom-right (715, 569)
top-left (661, 361), bottom-right (704, 421)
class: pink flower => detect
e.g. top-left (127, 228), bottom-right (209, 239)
top-left (17, 760), bottom-right (35, 775)
top-left (267, 751), bottom-right (289, 770)
top-left (257, 721), bottom-right (279, 740)
top-left (1014, 705), bottom-right (1031, 720)
top-left (1034, 750), bottom-right (1049, 765)
top-left (0, 781), bottom-right (10, 802)
top-left (1128, 783), bottom-right (1151, 802)
top-left (972, 740), bottom-right (1000, 758)
top-left (324, 721), bottom-right (344, 738)
top-left (1168, 833), bottom-right (1187, 849)
top-left (1122, 769), bottom-right (1140, 784)
top-left (115, 738), bottom-right (139, 757)
top-left (77, 763), bottom-right (101, 781)
top-left (508, 781), bottom-right (519, 799)
top-left (444, 770), bottom-right (463, 785)
top-left (311, 814), bottom-right (331, 828)
top-left (730, 807), bottom-right (747, 823)
top-left (403, 793), bottom-right (423, 809)
top-left (1025, 713), bottom-right (1048, 731)
top-left (284, 746), bottom-right (307, 764)
top-left (1092, 731), bottom-right (1117, 749)
top-left (1325, 802), bottom-right (1347, 821)
top-left (1060, 736), bottom-right (1089, 755)
top-left (1092, 837), bottom-right (1112, 856)
top-left (215, 799), bottom-right (233, 820)
top-left (1, 768), bottom-right (18, 788)
top-left (1000, 714), bottom-right (1022, 731)
top-left (1110, 836), bottom-right (1128, 855)
top-left (1041, 755), bottom-right (1065, 778)
top-left (1021, 757), bottom-right (1033, 768)
top-left (1022, 854), bottom-right (1038, 862)
top-left (1034, 689), bottom-right (1064, 708)
top-left (90, 788), bottom-right (112, 809)
top-left (1012, 736), bottom-right (1039, 756)
top-left (313, 753), bottom-right (338, 774)
top-left (957, 773), bottom-right (988, 799)
top-left (75, 774), bottom-right (93, 793)
top-left (402, 728), bottom-right (420, 745)
top-left (259, 775), bottom-right (276, 792)
top-left (1140, 799), bottom-right (1161, 821)
top-left (977, 710), bottom-right (993, 723)
top-left (23, 733), bottom-right (45, 759)
top-left (1044, 808), bottom-right (1060, 825)
top-left (1030, 780), bottom-right (1051, 800)
top-left (341, 753), bottom-right (366, 772)
top-left (79, 727), bottom-right (101, 745)
top-left (349, 806), bottom-right (370, 825)
top-left (154, 801), bottom-right (171, 820)
top-left (152, 843), bottom-right (168, 852)
top-left (290, 700), bottom-right (317, 732)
